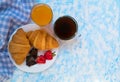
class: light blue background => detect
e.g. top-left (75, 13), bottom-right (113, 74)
top-left (10, 0), bottom-right (120, 82)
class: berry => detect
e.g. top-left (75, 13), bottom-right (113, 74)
top-left (44, 50), bottom-right (53, 60)
top-left (36, 55), bottom-right (46, 64)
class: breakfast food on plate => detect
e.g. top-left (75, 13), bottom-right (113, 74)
top-left (26, 48), bottom-right (38, 66)
top-left (26, 48), bottom-right (56, 67)
top-left (45, 31), bottom-right (59, 50)
top-left (27, 30), bottom-right (39, 45)
top-left (27, 29), bottom-right (59, 50)
top-left (26, 31), bottom-right (33, 38)
top-left (9, 28), bottom-right (30, 65)
top-left (25, 29), bottom-right (59, 66)
top-left (12, 29), bottom-right (29, 45)
top-left (36, 50), bottom-right (56, 64)
top-left (9, 27), bottom-right (59, 66)
top-left (9, 41), bottom-right (30, 54)
top-left (33, 30), bottom-right (46, 50)
top-left (44, 50), bottom-right (55, 60)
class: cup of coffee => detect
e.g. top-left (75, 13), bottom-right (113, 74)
top-left (54, 16), bottom-right (78, 41)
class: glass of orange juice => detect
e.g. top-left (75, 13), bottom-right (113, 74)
top-left (31, 3), bottom-right (53, 26)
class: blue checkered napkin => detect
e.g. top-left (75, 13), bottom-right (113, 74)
top-left (0, 0), bottom-right (34, 81)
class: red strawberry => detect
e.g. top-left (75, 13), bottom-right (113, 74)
top-left (44, 50), bottom-right (53, 60)
top-left (36, 55), bottom-right (46, 64)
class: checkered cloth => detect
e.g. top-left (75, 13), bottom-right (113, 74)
top-left (0, 0), bottom-right (35, 81)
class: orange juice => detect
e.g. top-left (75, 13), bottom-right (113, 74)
top-left (31, 4), bottom-right (53, 26)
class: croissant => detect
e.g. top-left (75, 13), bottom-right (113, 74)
top-left (26, 31), bottom-right (33, 38)
top-left (11, 28), bottom-right (30, 47)
top-left (9, 41), bottom-right (30, 54)
top-left (27, 30), bottom-right (39, 45)
top-left (27, 29), bottom-right (59, 50)
top-left (9, 28), bottom-right (30, 65)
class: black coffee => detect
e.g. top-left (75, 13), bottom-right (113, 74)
top-left (54, 16), bottom-right (77, 40)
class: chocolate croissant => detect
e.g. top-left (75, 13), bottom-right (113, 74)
top-left (9, 28), bottom-right (30, 65)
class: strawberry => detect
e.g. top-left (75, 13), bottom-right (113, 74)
top-left (36, 55), bottom-right (46, 64)
top-left (44, 50), bottom-right (55, 60)
top-left (44, 50), bottom-right (53, 60)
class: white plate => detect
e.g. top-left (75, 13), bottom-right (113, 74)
top-left (8, 24), bottom-right (58, 73)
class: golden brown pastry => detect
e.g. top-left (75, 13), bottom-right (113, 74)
top-left (33, 30), bottom-right (47, 50)
top-left (9, 28), bottom-right (30, 65)
top-left (28, 30), bottom-right (39, 45)
top-left (33, 30), bottom-right (59, 50)
top-left (12, 28), bottom-right (29, 45)
top-left (45, 33), bottom-right (59, 50)
top-left (9, 41), bottom-right (30, 54)
top-left (11, 53), bottom-right (27, 65)
top-left (26, 31), bottom-right (33, 38)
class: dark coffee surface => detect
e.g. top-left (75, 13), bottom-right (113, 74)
top-left (54, 16), bottom-right (77, 40)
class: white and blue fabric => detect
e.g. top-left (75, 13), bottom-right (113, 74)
top-left (0, 0), bottom-right (34, 82)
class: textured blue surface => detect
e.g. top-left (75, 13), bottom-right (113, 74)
top-left (10, 0), bottom-right (120, 82)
